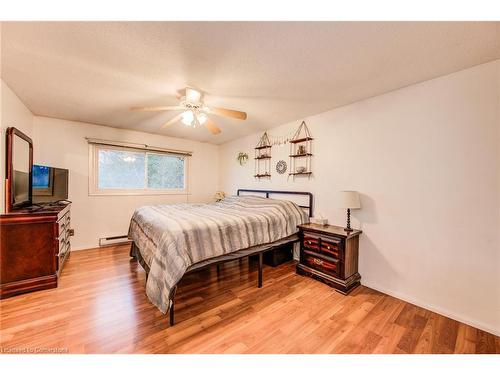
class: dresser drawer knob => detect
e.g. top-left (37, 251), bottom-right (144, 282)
top-left (313, 258), bottom-right (323, 266)
top-left (327, 246), bottom-right (331, 250)
top-left (307, 241), bottom-right (312, 245)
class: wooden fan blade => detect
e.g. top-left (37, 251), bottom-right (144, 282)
top-left (161, 113), bottom-right (183, 128)
top-left (130, 105), bottom-right (183, 112)
top-left (204, 118), bottom-right (221, 135)
top-left (209, 107), bottom-right (247, 120)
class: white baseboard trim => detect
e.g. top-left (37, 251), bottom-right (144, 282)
top-left (71, 242), bottom-right (132, 251)
top-left (362, 280), bottom-right (500, 337)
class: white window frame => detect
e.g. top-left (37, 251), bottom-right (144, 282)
top-left (89, 143), bottom-right (190, 196)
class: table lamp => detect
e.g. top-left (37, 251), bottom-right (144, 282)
top-left (338, 191), bottom-right (361, 232)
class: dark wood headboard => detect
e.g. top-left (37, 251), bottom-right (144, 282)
top-left (237, 189), bottom-right (314, 217)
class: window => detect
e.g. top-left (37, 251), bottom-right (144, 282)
top-left (89, 143), bottom-right (189, 195)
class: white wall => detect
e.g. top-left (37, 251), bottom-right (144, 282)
top-left (0, 79), bottom-right (35, 213)
top-left (219, 60), bottom-right (500, 335)
top-left (33, 116), bottom-right (219, 250)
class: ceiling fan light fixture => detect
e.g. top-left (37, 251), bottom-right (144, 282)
top-left (197, 112), bottom-right (208, 125)
top-left (181, 110), bottom-right (194, 126)
top-left (131, 86), bottom-right (246, 135)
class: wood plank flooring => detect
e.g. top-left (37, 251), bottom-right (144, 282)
top-left (1, 244), bottom-right (498, 354)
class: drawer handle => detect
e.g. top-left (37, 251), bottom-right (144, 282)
top-left (313, 258), bottom-right (323, 266)
top-left (327, 246), bottom-right (331, 250)
top-left (307, 241), bottom-right (312, 245)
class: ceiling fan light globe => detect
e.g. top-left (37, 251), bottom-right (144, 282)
top-left (197, 112), bottom-right (208, 125)
top-left (181, 110), bottom-right (194, 126)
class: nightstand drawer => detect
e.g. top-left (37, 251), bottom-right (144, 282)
top-left (320, 238), bottom-right (341, 259)
top-left (303, 253), bottom-right (339, 277)
top-left (303, 235), bottom-right (320, 252)
top-left (303, 233), bottom-right (341, 259)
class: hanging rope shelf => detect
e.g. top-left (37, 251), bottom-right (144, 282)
top-left (288, 121), bottom-right (313, 180)
top-left (254, 132), bottom-right (272, 179)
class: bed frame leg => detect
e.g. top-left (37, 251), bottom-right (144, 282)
top-left (258, 252), bottom-right (263, 288)
top-left (169, 301), bottom-right (175, 326)
top-left (169, 285), bottom-right (177, 327)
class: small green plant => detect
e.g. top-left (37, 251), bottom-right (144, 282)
top-left (236, 152), bottom-right (249, 166)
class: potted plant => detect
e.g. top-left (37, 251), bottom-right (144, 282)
top-left (236, 152), bottom-right (249, 166)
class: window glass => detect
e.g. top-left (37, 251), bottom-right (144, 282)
top-left (97, 149), bottom-right (146, 189)
top-left (147, 153), bottom-right (185, 189)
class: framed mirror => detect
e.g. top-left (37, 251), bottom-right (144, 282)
top-left (5, 127), bottom-right (33, 212)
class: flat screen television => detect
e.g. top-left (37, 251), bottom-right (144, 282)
top-left (32, 165), bottom-right (69, 204)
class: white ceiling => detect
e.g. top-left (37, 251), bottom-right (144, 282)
top-left (2, 22), bottom-right (500, 144)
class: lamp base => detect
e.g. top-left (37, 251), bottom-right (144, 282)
top-left (344, 208), bottom-right (353, 232)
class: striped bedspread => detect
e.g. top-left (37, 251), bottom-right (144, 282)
top-left (128, 195), bottom-right (308, 313)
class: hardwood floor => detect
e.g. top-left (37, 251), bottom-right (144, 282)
top-left (1, 244), bottom-right (498, 354)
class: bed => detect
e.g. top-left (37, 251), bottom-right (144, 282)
top-left (128, 189), bottom-right (313, 325)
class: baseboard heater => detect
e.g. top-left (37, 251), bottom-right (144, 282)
top-left (99, 235), bottom-right (132, 247)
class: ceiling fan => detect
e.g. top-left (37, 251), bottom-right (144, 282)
top-left (130, 87), bottom-right (247, 135)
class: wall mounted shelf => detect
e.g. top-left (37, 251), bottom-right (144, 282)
top-left (255, 132), bottom-right (272, 179)
top-left (289, 153), bottom-right (313, 158)
top-left (289, 121), bottom-right (313, 181)
top-left (254, 173), bottom-right (271, 178)
top-left (289, 137), bottom-right (313, 144)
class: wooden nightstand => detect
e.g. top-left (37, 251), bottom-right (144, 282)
top-left (296, 223), bottom-right (362, 294)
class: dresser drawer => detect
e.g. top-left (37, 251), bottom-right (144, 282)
top-left (57, 218), bottom-right (67, 238)
top-left (58, 236), bottom-right (67, 256)
top-left (57, 212), bottom-right (71, 238)
top-left (303, 253), bottom-right (339, 277)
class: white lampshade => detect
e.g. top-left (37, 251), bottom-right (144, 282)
top-left (338, 191), bottom-right (361, 209)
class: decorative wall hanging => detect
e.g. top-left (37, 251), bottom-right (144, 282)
top-left (289, 121), bottom-right (313, 180)
top-left (254, 132), bottom-right (272, 179)
top-left (236, 152), bottom-right (249, 166)
top-left (276, 160), bottom-right (287, 174)
top-left (268, 130), bottom-right (295, 147)
top-left (261, 128), bottom-right (305, 147)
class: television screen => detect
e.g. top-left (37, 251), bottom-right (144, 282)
top-left (33, 165), bottom-right (51, 188)
top-left (32, 165), bottom-right (69, 203)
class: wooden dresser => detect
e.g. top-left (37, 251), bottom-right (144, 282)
top-left (296, 223), bottom-right (362, 294)
top-left (0, 203), bottom-right (72, 299)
